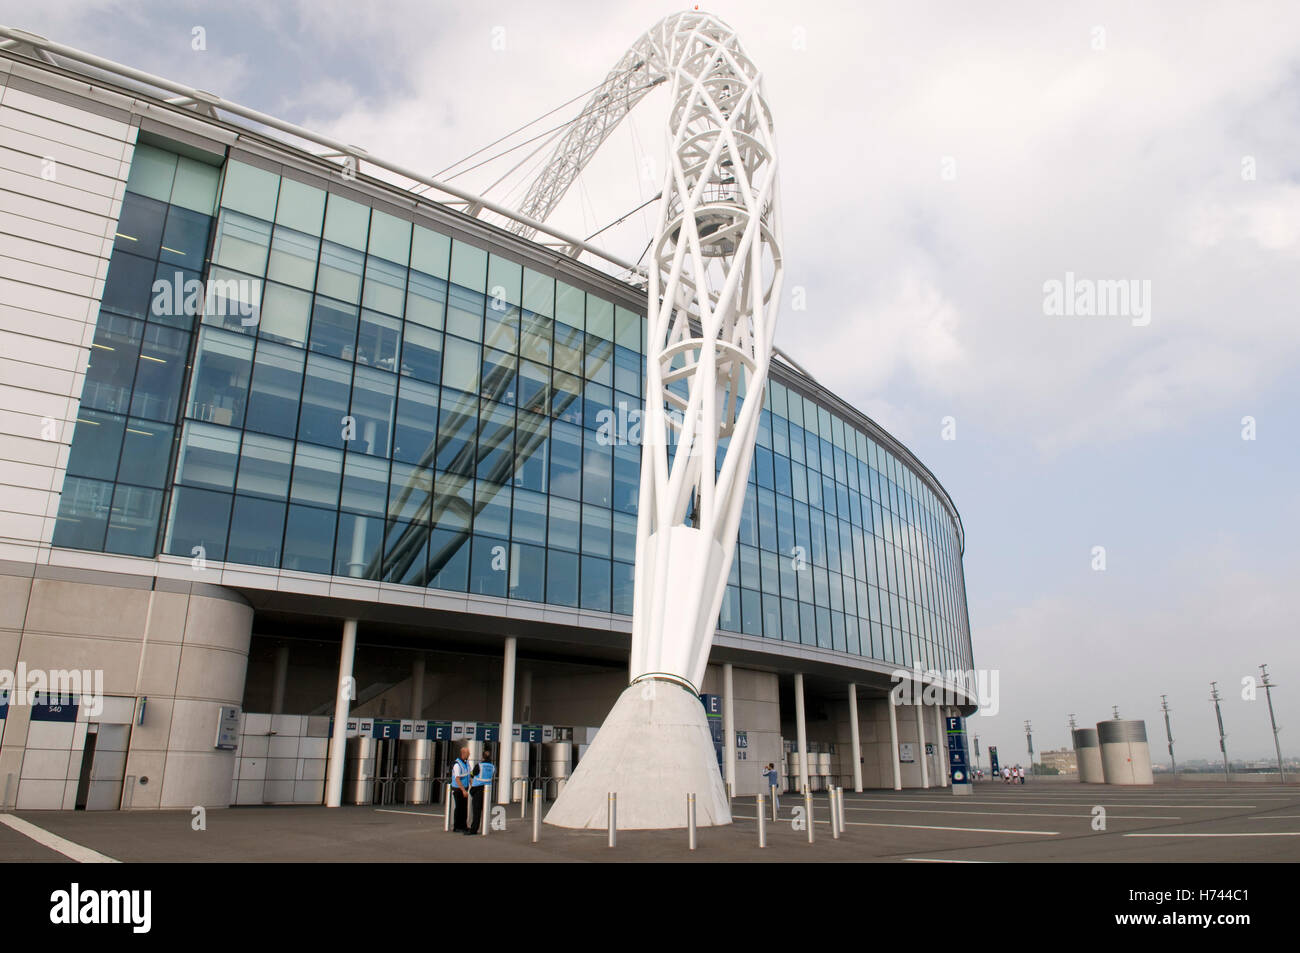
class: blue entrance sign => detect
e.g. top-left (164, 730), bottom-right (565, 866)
top-left (31, 692), bottom-right (78, 722)
top-left (474, 722), bottom-right (499, 741)
top-left (427, 721), bottom-right (452, 741)
top-left (945, 715), bottom-right (972, 787)
top-left (989, 745), bottom-right (1000, 776)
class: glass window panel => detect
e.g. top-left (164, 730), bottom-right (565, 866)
top-left (410, 226), bottom-right (450, 278)
top-left (586, 295), bottom-right (613, 341)
top-left (580, 555), bottom-right (610, 612)
top-left (581, 436), bottom-right (611, 507)
top-left (517, 360), bottom-right (549, 415)
top-left (480, 348), bottom-right (517, 405)
top-left (117, 418), bottom-right (173, 489)
top-left (406, 269), bottom-right (447, 330)
top-left (393, 377), bottom-right (440, 465)
top-left (474, 480), bottom-right (511, 539)
top-left (546, 550), bottom-right (578, 607)
top-left (362, 257), bottom-right (407, 316)
top-left (385, 518), bottom-right (429, 584)
top-left (446, 284), bottom-right (484, 341)
top-left (282, 503), bottom-right (336, 574)
top-left (509, 542), bottom-right (545, 603)
top-left (388, 463), bottom-right (432, 522)
top-left (435, 390), bottom-right (477, 475)
top-left (176, 421), bottom-right (240, 490)
top-left (221, 161), bottom-right (279, 218)
top-left (511, 488), bottom-right (547, 545)
top-left (335, 512), bottom-right (384, 578)
top-left (468, 535), bottom-right (508, 596)
top-left (201, 267), bottom-right (261, 334)
top-left (340, 452), bottom-right (389, 516)
top-left (129, 323), bottom-right (188, 422)
top-left (442, 335), bottom-right (480, 394)
top-left (553, 323), bottom-right (583, 375)
top-left (316, 241), bottom-right (364, 304)
top-left (100, 252), bottom-right (155, 320)
top-left (52, 477), bottom-right (113, 550)
top-left (212, 210), bottom-right (271, 276)
top-left (266, 227), bottom-right (320, 290)
top-left (148, 262), bottom-right (204, 331)
top-left (309, 295), bottom-right (360, 359)
top-left (520, 311), bottom-right (552, 364)
top-left (612, 511), bottom-right (636, 563)
top-left (274, 177), bottom-right (326, 235)
top-left (290, 443), bottom-right (343, 508)
top-left (236, 432), bottom-right (293, 500)
top-left (103, 484), bottom-right (161, 557)
top-left (612, 444), bottom-right (638, 515)
top-left (245, 340), bottom-right (304, 438)
top-left (449, 240), bottom-right (487, 292)
top-left (114, 192), bottom-right (166, 259)
top-left (226, 496), bottom-right (285, 568)
top-left (322, 193), bottom-right (369, 250)
top-left (549, 420), bottom-right (582, 500)
top-left (583, 380), bottom-right (611, 432)
top-left (297, 353), bottom-right (352, 447)
top-left (400, 323), bottom-right (441, 384)
top-left (165, 486), bottom-right (231, 561)
top-left (584, 335), bottom-right (613, 385)
top-left (348, 366), bottom-right (395, 457)
top-left (614, 346), bottom-right (640, 396)
top-left (614, 306), bottom-right (639, 350)
top-left (367, 210), bottom-right (411, 265)
top-left (487, 255), bottom-right (522, 305)
top-left (429, 527), bottom-right (470, 592)
top-left (477, 401), bottom-right (516, 483)
top-left (159, 205), bottom-right (212, 271)
top-left (432, 470), bottom-right (473, 532)
top-left (581, 504), bottom-right (611, 557)
top-left (522, 268), bottom-right (553, 317)
top-left (169, 156), bottom-right (220, 215)
top-left (125, 143), bottom-right (176, 202)
top-left (357, 310), bottom-right (401, 371)
top-left (66, 409), bottom-right (124, 481)
top-left (187, 329), bottom-right (253, 428)
top-left (555, 281), bottom-right (583, 329)
top-left (552, 370), bottom-right (581, 424)
top-left (514, 410), bottom-right (548, 492)
top-left (612, 560), bottom-right (634, 615)
top-left (547, 496), bottom-right (579, 551)
top-left (483, 298), bottom-right (519, 355)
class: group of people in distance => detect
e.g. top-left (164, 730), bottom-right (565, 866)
top-left (448, 744), bottom-right (496, 834)
top-left (1000, 764), bottom-right (1026, 784)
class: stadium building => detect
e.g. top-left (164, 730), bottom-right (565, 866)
top-left (0, 27), bottom-right (976, 813)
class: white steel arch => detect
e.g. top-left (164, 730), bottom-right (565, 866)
top-left (543, 10), bottom-right (782, 830)
top-left (521, 9), bottom-right (782, 695)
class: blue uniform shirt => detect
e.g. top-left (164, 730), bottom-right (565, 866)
top-left (472, 761), bottom-right (495, 788)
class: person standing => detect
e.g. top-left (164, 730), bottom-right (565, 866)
top-left (1017, 765), bottom-right (1026, 784)
top-left (468, 746), bottom-right (496, 834)
top-left (763, 762), bottom-right (781, 811)
top-left (450, 745), bottom-right (472, 831)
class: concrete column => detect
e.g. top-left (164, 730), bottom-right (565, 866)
top-left (847, 683), bottom-right (863, 792)
top-left (410, 655), bottom-right (425, 719)
top-left (917, 699), bottom-right (929, 789)
top-left (794, 673), bottom-right (809, 793)
top-left (722, 663), bottom-right (736, 798)
top-left (498, 637), bottom-right (516, 805)
top-left (325, 619), bottom-right (358, 808)
top-left (270, 644), bottom-right (289, 715)
top-left (933, 704), bottom-right (946, 786)
top-left (888, 693), bottom-right (902, 790)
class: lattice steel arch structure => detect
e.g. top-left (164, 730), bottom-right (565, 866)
top-left (520, 10), bottom-right (784, 696)
top-left (540, 10), bottom-right (783, 829)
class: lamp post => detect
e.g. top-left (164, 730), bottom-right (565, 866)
top-left (1260, 665), bottom-right (1285, 783)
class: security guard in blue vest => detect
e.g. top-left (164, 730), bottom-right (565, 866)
top-left (468, 746), bottom-right (496, 834)
top-left (450, 746), bottom-right (472, 831)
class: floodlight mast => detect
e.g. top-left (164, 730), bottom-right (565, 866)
top-left (536, 10), bottom-right (783, 830)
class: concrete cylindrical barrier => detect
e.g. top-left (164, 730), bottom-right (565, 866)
top-left (1097, 720), bottom-right (1154, 785)
top-left (1072, 728), bottom-right (1104, 784)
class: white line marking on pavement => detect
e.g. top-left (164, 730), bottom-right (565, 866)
top-left (845, 807), bottom-right (1179, 820)
top-left (375, 809), bottom-right (440, 817)
top-left (904, 857), bottom-right (992, 863)
top-left (845, 798), bottom-right (1255, 809)
top-left (0, 814), bottom-right (119, 863)
top-left (1123, 832), bottom-right (1300, 838)
top-left (847, 821), bottom-right (1059, 835)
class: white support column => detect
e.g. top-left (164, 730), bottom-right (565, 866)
top-left (794, 673), bottom-right (809, 793)
top-left (917, 699), bottom-right (930, 789)
top-left (935, 705), bottom-right (948, 787)
top-left (498, 637), bottom-right (516, 805)
top-left (521, 669), bottom-right (533, 722)
top-left (410, 655), bottom-right (425, 720)
top-left (325, 619), bottom-right (357, 808)
top-left (888, 692), bottom-right (902, 790)
top-left (270, 644), bottom-right (289, 715)
top-left (847, 683), bottom-right (863, 793)
top-left (722, 663), bottom-right (736, 798)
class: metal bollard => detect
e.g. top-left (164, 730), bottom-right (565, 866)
top-left (770, 784), bottom-right (778, 822)
top-left (481, 781), bottom-right (491, 837)
top-left (608, 792), bottom-right (617, 847)
top-left (444, 783), bottom-right (451, 832)
top-left (804, 786), bottom-right (814, 844)
top-left (830, 787), bottom-right (840, 839)
top-left (838, 786), bottom-right (847, 832)
top-left (687, 793), bottom-right (697, 850)
top-left (756, 792), bottom-right (767, 848)
top-left (532, 789), bottom-right (542, 843)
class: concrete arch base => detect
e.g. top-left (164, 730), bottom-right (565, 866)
top-left (544, 679), bottom-right (731, 830)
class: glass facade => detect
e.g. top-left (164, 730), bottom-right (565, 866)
top-left (53, 142), bottom-right (971, 675)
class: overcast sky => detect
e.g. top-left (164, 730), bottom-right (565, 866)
top-left (11, 0), bottom-right (1298, 762)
